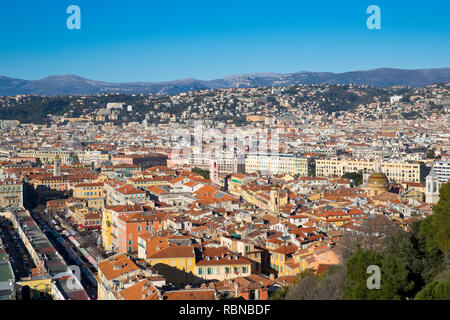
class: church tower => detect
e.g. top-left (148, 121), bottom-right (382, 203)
top-left (210, 158), bottom-right (219, 185)
top-left (425, 167), bottom-right (440, 204)
top-left (270, 185), bottom-right (281, 215)
top-left (53, 155), bottom-right (61, 177)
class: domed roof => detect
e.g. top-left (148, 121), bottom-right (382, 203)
top-left (367, 172), bottom-right (389, 186)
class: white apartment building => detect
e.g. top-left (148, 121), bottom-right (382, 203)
top-left (245, 153), bottom-right (312, 176)
top-left (189, 152), bottom-right (245, 173)
top-left (433, 161), bottom-right (450, 184)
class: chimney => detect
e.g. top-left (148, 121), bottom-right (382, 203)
top-left (269, 273), bottom-right (275, 281)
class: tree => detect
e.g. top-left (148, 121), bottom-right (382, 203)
top-left (426, 148), bottom-right (436, 159)
top-left (344, 248), bottom-right (414, 300)
top-left (344, 248), bottom-right (384, 300)
top-left (335, 215), bottom-right (397, 260)
top-left (420, 183), bottom-right (450, 255)
top-left (431, 183), bottom-right (450, 254)
top-left (284, 269), bottom-right (319, 300)
top-left (270, 285), bottom-right (290, 300)
top-left (415, 279), bottom-right (450, 300)
top-left (342, 171), bottom-right (363, 186)
top-left (191, 167), bottom-right (210, 179)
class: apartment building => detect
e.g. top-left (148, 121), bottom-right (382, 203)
top-left (0, 177), bottom-right (23, 207)
top-left (433, 161), bottom-right (450, 184)
top-left (315, 159), bottom-right (423, 183)
top-left (194, 247), bottom-right (252, 281)
top-left (189, 153), bottom-right (245, 174)
top-left (18, 150), bottom-right (72, 165)
top-left (245, 153), bottom-right (312, 176)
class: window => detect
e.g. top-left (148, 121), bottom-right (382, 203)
top-left (242, 266), bottom-right (248, 273)
top-left (198, 268), bottom-right (203, 275)
top-left (207, 268), bottom-right (213, 275)
top-left (225, 267), bottom-right (231, 274)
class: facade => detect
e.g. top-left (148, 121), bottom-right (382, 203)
top-left (425, 168), bottom-right (441, 204)
top-left (112, 154), bottom-right (168, 170)
top-left (433, 161), bottom-right (450, 184)
top-left (194, 248), bottom-right (252, 281)
top-left (245, 153), bottom-right (312, 176)
top-left (68, 206), bottom-right (102, 231)
top-left (190, 152), bottom-right (245, 174)
top-left (17, 150), bottom-right (72, 165)
top-left (147, 246), bottom-right (196, 274)
top-left (101, 205), bottom-right (144, 252)
top-left (0, 177), bottom-right (23, 207)
top-left (316, 159), bottom-right (423, 183)
top-left (116, 211), bottom-right (167, 254)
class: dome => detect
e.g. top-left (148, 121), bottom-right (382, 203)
top-left (367, 172), bottom-right (389, 186)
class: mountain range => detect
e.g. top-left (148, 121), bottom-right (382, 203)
top-left (0, 67), bottom-right (449, 96)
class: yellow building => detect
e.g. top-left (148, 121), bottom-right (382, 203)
top-left (73, 182), bottom-right (104, 199)
top-left (147, 246), bottom-right (196, 274)
top-left (101, 208), bottom-right (113, 251)
top-left (266, 240), bottom-right (298, 276)
top-left (366, 172), bottom-right (389, 197)
top-left (73, 182), bottom-right (104, 209)
top-left (227, 173), bottom-right (246, 197)
top-left (17, 278), bottom-right (53, 300)
top-left (126, 176), bottom-right (170, 189)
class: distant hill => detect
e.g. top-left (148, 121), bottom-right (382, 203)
top-left (0, 67), bottom-right (449, 96)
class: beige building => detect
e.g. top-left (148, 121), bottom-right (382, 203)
top-left (315, 159), bottom-right (422, 183)
top-left (18, 150), bottom-right (72, 165)
top-left (0, 177), bottom-right (23, 207)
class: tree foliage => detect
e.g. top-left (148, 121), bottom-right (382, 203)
top-left (342, 170), bottom-right (363, 186)
top-left (414, 279), bottom-right (450, 300)
top-left (191, 167), bottom-right (210, 179)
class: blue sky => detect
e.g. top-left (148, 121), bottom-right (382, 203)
top-left (0, 0), bottom-right (449, 82)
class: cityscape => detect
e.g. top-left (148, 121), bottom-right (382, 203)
top-left (0, 0), bottom-right (449, 308)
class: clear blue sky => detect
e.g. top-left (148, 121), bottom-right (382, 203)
top-left (0, 0), bottom-right (449, 82)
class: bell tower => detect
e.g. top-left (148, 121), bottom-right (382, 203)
top-left (425, 167), bottom-right (440, 204)
top-left (210, 158), bottom-right (219, 185)
top-left (53, 155), bottom-right (61, 177)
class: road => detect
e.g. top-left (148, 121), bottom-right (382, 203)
top-left (0, 217), bottom-right (35, 280)
top-left (28, 209), bottom-right (98, 299)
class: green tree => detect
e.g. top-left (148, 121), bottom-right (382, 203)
top-left (270, 285), bottom-right (290, 300)
top-left (426, 148), bottom-right (436, 159)
top-left (415, 279), bottom-right (450, 300)
top-left (431, 183), bottom-right (450, 253)
top-left (191, 167), bottom-right (210, 179)
top-left (344, 248), bottom-right (383, 299)
top-left (344, 249), bottom-right (413, 300)
top-left (342, 170), bottom-right (363, 186)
